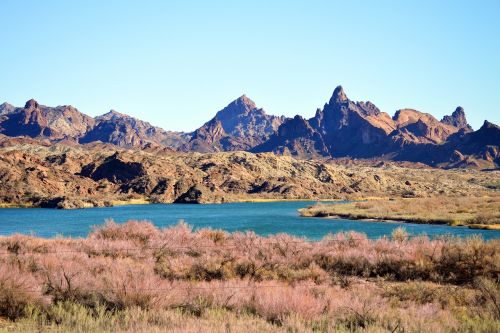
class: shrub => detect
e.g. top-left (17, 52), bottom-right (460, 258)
top-left (0, 266), bottom-right (46, 320)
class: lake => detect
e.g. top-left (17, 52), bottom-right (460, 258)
top-left (0, 201), bottom-right (499, 240)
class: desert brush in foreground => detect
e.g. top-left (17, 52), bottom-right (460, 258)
top-left (0, 221), bottom-right (499, 332)
top-left (300, 195), bottom-right (500, 229)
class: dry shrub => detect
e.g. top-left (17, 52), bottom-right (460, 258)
top-left (437, 236), bottom-right (499, 283)
top-left (0, 266), bottom-right (47, 320)
top-left (90, 220), bottom-right (158, 244)
top-left (246, 283), bottom-right (326, 324)
top-left (391, 227), bottom-right (409, 242)
top-left (473, 277), bottom-right (500, 320)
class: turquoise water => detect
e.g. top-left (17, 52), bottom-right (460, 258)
top-left (0, 201), bottom-right (499, 240)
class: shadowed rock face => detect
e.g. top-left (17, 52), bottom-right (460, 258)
top-left (80, 152), bottom-right (146, 183)
top-left (252, 115), bottom-right (330, 158)
top-left (173, 185), bottom-right (217, 204)
top-left (441, 107), bottom-right (473, 131)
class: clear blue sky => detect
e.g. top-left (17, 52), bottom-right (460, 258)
top-left (1, 0), bottom-right (499, 131)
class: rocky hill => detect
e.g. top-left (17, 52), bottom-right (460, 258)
top-left (0, 142), bottom-right (497, 208)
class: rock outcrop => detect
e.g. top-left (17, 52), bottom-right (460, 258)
top-left (441, 107), bottom-right (473, 131)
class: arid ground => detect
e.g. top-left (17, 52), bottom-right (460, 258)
top-left (1, 142), bottom-right (498, 208)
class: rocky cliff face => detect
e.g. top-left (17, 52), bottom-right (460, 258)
top-left (253, 115), bottom-right (330, 158)
top-left (390, 108), bottom-right (463, 145)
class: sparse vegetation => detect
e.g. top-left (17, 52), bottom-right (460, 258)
top-left (300, 195), bottom-right (500, 229)
top-left (0, 221), bottom-right (498, 332)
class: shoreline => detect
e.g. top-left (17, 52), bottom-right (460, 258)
top-left (0, 197), bottom-right (344, 209)
top-left (302, 214), bottom-right (500, 230)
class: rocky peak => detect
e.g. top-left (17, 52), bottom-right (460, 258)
top-left (0, 102), bottom-right (16, 115)
top-left (441, 106), bottom-right (472, 131)
top-left (235, 94), bottom-right (257, 110)
top-left (25, 99), bottom-right (39, 110)
top-left (480, 120), bottom-right (499, 130)
top-left (215, 95), bottom-right (258, 120)
top-left (329, 85), bottom-right (348, 104)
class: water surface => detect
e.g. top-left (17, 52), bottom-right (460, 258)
top-left (0, 201), bottom-right (499, 240)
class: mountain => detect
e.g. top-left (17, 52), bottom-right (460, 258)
top-left (0, 100), bottom-right (189, 149)
top-left (183, 95), bottom-right (285, 152)
top-left (0, 99), bottom-right (95, 140)
top-left (1, 144), bottom-right (495, 208)
top-left (0, 87), bottom-right (497, 169)
top-left (254, 85), bottom-right (487, 165)
top-left (80, 110), bottom-right (188, 148)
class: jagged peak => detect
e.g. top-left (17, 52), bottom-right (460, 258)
top-left (480, 120), bottom-right (499, 130)
top-left (453, 106), bottom-right (465, 116)
top-left (441, 106), bottom-right (471, 130)
top-left (25, 99), bottom-right (39, 109)
top-left (329, 85), bottom-right (348, 104)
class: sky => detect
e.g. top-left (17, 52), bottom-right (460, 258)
top-left (1, 0), bottom-right (499, 131)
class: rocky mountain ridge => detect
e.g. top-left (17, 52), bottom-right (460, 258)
top-left (1, 86), bottom-right (498, 169)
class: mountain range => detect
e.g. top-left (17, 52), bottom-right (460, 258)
top-left (1, 86), bottom-right (498, 169)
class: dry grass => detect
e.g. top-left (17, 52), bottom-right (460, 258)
top-left (300, 195), bottom-right (500, 228)
top-left (0, 221), bottom-right (498, 332)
